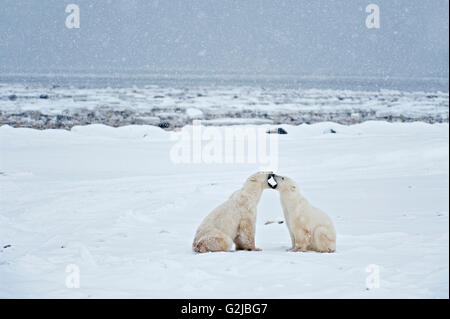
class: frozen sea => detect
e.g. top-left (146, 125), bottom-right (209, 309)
top-left (0, 73), bottom-right (448, 129)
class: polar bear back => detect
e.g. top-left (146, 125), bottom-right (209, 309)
top-left (195, 198), bottom-right (243, 240)
top-left (305, 204), bottom-right (334, 230)
top-left (281, 189), bottom-right (336, 242)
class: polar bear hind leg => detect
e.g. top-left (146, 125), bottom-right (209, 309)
top-left (291, 228), bottom-right (311, 252)
top-left (193, 230), bottom-right (233, 253)
top-left (312, 226), bottom-right (336, 253)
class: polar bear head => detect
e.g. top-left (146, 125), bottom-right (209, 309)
top-left (245, 171), bottom-right (275, 190)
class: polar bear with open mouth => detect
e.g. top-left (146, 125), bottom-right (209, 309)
top-left (268, 174), bottom-right (336, 253)
top-left (192, 172), bottom-right (273, 253)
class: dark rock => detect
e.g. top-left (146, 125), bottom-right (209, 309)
top-left (56, 115), bottom-right (70, 122)
top-left (39, 94), bottom-right (49, 99)
top-left (8, 94), bottom-right (17, 101)
top-left (330, 129), bottom-right (337, 134)
top-left (120, 110), bottom-right (132, 118)
top-left (266, 127), bottom-right (288, 134)
top-left (158, 121), bottom-right (170, 128)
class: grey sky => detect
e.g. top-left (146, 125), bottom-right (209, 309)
top-left (0, 0), bottom-right (448, 78)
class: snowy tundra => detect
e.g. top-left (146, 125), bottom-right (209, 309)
top-left (0, 121), bottom-right (448, 298)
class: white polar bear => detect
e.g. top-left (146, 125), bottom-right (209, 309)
top-left (192, 172), bottom-right (273, 253)
top-left (269, 174), bottom-right (336, 253)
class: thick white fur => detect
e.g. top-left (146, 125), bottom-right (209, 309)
top-left (275, 176), bottom-right (336, 253)
top-left (192, 172), bottom-right (271, 253)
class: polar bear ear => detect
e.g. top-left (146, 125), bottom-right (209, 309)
top-left (290, 185), bottom-right (297, 191)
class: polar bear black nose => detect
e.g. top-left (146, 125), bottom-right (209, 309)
top-left (267, 174), bottom-right (278, 189)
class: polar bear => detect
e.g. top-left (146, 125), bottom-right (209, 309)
top-left (268, 174), bottom-right (336, 253)
top-left (192, 172), bottom-right (273, 253)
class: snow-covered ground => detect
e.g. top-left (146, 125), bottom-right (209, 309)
top-left (1, 83), bottom-right (448, 129)
top-left (0, 121), bottom-right (448, 298)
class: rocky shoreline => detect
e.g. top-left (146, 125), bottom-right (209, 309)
top-left (1, 107), bottom-right (447, 130)
top-left (1, 84), bottom-right (448, 130)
